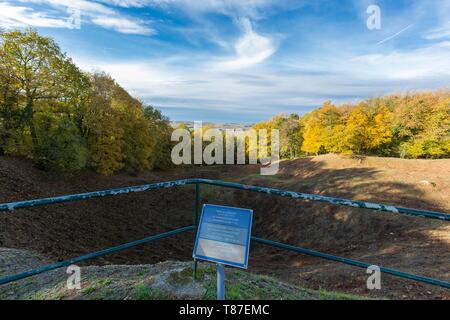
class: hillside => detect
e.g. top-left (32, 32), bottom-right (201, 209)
top-left (0, 154), bottom-right (449, 299)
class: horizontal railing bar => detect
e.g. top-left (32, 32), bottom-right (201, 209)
top-left (0, 179), bottom-right (193, 212)
top-left (1, 178), bottom-right (449, 220)
top-left (197, 179), bottom-right (450, 221)
top-left (0, 225), bottom-right (195, 286)
top-left (252, 236), bottom-right (450, 289)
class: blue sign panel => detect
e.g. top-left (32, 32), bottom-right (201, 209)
top-left (193, 204), bottom-right (253, 269)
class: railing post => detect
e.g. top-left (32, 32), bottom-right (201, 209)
top-left (193, 183), bottom-right (200, 281)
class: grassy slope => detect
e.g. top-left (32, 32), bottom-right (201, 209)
top-left (0, 248), bottom-right (364, 300)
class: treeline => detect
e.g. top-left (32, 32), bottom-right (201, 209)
top-left (0, 29), bottom-right (172, 174)
top-left (1, 30), bottom-right (448, 177)
top-left (253, 91), bottom-right (450, 159)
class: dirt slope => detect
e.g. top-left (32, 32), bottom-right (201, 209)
top-left (0, 154), bottom-right (448, 299)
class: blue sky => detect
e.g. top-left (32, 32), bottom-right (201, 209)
top-left (1, 0), bottom-right (449, 123)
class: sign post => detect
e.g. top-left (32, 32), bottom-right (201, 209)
top-left (217, 263), bottom-right (225, 300)
top-left (193, 204), bottom-right (253, 300)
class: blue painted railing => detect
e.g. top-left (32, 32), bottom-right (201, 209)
top-left (0, 178), bottom-right (449, 290)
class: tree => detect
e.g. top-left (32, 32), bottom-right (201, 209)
top-left (33, 112), bottom-right (87, 173)
top-left (143, 105), bottom-right (173, 169)
top-left (267, 113), bottom-right (304, 159)
top-left (367, 105), bottom-right (394, 151)
top-left (85, 73), bottom-right (173, 174)
top-left (301, 101), bottom-right (342, 155)
top-left (343, 104), bottom-right (371, 153)
top-left (0, 29), bottom-right (90, 173)
top-left (394, 92), bottom-right (450, 158)
top-left (84, 73), bottom-right (126, 175)
top-left (0, 54), bottom-right (21, 155)
top-left (0, 30), bottom-right (175, 175)
top-left (0, 29), bottom-right (90, 149)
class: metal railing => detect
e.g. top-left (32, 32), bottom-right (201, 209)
top-left (0, 178), bottom-right (449, 289)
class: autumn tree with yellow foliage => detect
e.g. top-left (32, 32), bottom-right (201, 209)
top-left (255, 92), bottom-right (448, 159)
top-left (301, 101), bottom-right (342, 154)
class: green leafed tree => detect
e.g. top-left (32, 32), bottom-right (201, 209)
top-left (0, 30), bottom-right (174, 175)
top-left (0, 29), bottom-right (90, 171)
top-left (394, 92), bottom-right (450, 158)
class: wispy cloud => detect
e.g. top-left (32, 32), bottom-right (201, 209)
top-left (98, 0), bottom-right (278, 18)
top-left (74, 35), bottom-right (450, 121)
top-left (423, 21), bottom-right (450, 40)
top-left (91, 16), bottom-right (154, 35)
top-left (2, 0), bottom-right (450, 122)
top-left (0, 2), bottom-right (71, 28)
top-left (351, 41), bottom-right (450, 80)
top-left (94, 0), bottom-right (148, 8)
top-left (1, 0), bottom-right (154, 35)
top-left (214, 18), bottom-right (276, 70)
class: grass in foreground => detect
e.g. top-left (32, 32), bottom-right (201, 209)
top-left (2, 261), bottom-right (368, 300)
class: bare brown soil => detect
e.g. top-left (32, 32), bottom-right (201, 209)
top-left (0, 154), bottom-right (449, 299)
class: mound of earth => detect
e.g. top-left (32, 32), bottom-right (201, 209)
top-left (0, 248), bottom-right (362, 300)
top-left (0, 154), bottom-right (449, 299)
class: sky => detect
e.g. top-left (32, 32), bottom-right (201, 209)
top-left (1, 0), bottom-right (449, 123)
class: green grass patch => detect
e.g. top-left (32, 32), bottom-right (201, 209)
top-left (132, 283), bottom-right (171, 300)
top-left (200, 267), bottom-right (366, 300)
top-left (168, 268), bottom-right (194, 285)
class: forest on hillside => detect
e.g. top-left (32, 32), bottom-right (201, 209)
top-left (252, 91), bottom-right (450, 159)
top-left (1, 30), bottom-right (449, 176)
top-left (0, 30), bottom-right (172, 175)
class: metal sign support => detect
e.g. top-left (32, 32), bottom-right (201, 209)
top-left (217, 263), bottom-right (225, 300)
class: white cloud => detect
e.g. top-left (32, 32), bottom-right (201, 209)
top-left (215, 18), bottom-right (276, 70)
top-left (78, 60), bottom-right (180, 92)
top-left (424, 21), bottom-right (450, 40)
top-left (72, 33), bottom-right (450, 120)
top-left (4, 0), bottom-right (449, 121)
top-left (96, 0), bottom-right (275, 18)
top-left (95, 0), bottom-right (148, 8)
top-left (95, 1), bottom-right (280, 69)
top-left (18, 0), bottom-right (116, 16)
top-left (350, 42), bottom-right (450, 80)
top-left (0, 0), bottom-right (154, 35)
top-left (0, 2), bottom-right (71, 28)
top-left (91, 16), bottom-right (154, 34)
